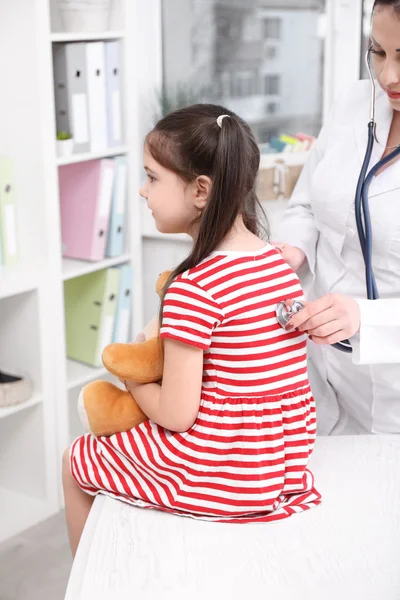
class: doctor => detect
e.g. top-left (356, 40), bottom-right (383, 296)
top-left (275, 0), bottom-right (400, 435)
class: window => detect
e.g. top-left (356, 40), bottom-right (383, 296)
top-left (266, 102), bottom-right (278, 115)
top-left (162, 0), bottom-right (326, 143)
top-left (264, 75), bottom-right (280, 95)
top-left (265, 46), bottom-right (278, 60)
top-left (231, 71), bottom-right (259, 98)
top-left (263, 18), bottom-right (281, 40)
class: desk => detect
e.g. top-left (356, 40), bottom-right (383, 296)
top-left (65, 435), bottom-right (400, 600)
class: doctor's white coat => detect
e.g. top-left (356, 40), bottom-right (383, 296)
top-left (277, 79), bottom-right (400, 435)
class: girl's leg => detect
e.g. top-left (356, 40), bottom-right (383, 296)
top-left (62, 448), bottom-right (95, 557)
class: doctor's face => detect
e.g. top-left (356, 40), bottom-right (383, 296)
top-left (371, 6), bottom-right (400, 109)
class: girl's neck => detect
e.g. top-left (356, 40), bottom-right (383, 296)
top-left (213, 216), bottom-right (265, 252)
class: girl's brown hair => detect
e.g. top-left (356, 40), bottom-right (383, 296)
top-left (373, 0), bottom-right (400, 15)
top-left (145, 103), bottom-right (267, 309)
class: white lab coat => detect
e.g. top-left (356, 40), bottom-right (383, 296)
top-left (277, 79), bottom-right (400, 435)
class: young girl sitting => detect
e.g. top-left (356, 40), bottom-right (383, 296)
top-left (63, 104), bottom-right (321, 557)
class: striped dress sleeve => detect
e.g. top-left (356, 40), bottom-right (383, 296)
top-left (160, 277), bottom-right (223, 350)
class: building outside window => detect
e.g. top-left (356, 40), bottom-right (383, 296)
top-left (162, 0), bottom-right (326, 144)
top-left (266, 101), bottom-right (279, 114)
top-left (265, 45), bottom-right (278, 59)
top-left (264, 74), bottom-right (280, 95)
top-left (263, 17), bottom-right (281, 40)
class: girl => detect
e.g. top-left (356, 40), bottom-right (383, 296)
top-left (63, 104), bottom-right (321, 557)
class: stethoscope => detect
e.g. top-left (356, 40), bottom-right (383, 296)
top-left (276, 50), bottom-right (400, 352)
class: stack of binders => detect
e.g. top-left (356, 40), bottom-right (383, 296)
top-left (53, 40), bottom-right (123, 154)
top-left (64, 263), bottom-right (133, 367)
top-left (0, 157), bottom-right (18, 267)
top-left (59, 156), bottom-right (128, 262)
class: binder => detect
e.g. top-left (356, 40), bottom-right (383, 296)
top-left (86, 42), bottom-right (108, 152)
top-left (269, 137), bottom-right (288, 153)
top-left (0, 157), bottom-right (18, 266)
top-left (106, 156), bottom-right (127, 257)
top-left (59, 159), bottom-right (115, 261)
top-left (112, 263), bottom-right (133, 343)
top-left (296, 132), bottom-right (316, 151)
top-left (53, 43), bottom-right (90, 154)
top-left (105, 41), bottom-right (123, 148)
top-left (64, 267), bottom-right (121, 367)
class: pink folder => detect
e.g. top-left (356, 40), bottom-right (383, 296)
top-left (59, 159), bottom-right (115, 261)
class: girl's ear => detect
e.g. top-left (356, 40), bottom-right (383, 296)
top-left (193, 175), bottom-right (212, 211)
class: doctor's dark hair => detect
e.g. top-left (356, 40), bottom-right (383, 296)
top-left (145, 103), bottom-right (268, 303)
top-left (373, 0), bottom-right (400, 15)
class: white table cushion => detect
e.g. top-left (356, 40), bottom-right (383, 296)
top-left (65, 435), bottom-right (400, 600)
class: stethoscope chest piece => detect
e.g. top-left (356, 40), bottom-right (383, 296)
top-left (276, 300), bottom-right (305, 329)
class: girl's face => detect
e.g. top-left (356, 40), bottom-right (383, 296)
top-left (139, 147), bottom-right (201, 236)
top-left (371, 7), bottom-right (400, 110)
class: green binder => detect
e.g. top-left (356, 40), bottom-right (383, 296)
top-left (64, 268), bottom-right (121, 367)
top-left (0, 157), bottom-right (18, 266)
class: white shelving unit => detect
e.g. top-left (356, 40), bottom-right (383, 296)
top-left (0, 0), bottom-right (153, 543)
top-left (56, 145), bottom-right (128, 166)
top-left (50, 30), bottom-right (125, 43)
top-left (62, 253), bottom-right (131, 281)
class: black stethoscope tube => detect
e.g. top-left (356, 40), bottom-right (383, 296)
top-left (333, 123), bottom-right (400, 353)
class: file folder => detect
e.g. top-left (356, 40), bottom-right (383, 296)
top-left (106, 156), bottom-right (127, 257)
top-left (64, 267), bottom-right (121, 367)
top-left (53, 43), bottom-right (90, 154)
top-left (59, 159), bottom-right (115, 261)
top-left (86, 42), bottom-right (108, 152)
top-left (0, 157), bottom-right (18, 266)
top-left (112, 263), bottom-right (133, 343)
top-left (105, 41), bottom-right (123, 148)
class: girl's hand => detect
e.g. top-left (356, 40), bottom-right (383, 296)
top-left (286, 294), bottom-right (361, 345)
top-left (123, 379), bottom-right (141, 395)
top-left (134, 332), bottom-right (146, 343)
top-left (272, 242), bottom-right (306, 272)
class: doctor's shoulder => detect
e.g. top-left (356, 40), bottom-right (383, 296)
top-left (330, 79), bottom-right (371, 123)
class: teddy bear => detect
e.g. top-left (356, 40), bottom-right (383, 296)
top-left (78, 271), bottom-right (171, 437)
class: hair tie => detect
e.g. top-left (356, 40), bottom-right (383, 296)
top-left (217, 114), bottom-right (230, 128)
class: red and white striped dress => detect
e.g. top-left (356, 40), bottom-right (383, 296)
top-left (70, 244), bottom-right (321, 523)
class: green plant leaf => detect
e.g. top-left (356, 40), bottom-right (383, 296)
top-left (56, 131), bottom-right (72, 140)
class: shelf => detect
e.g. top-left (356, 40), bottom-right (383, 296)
top-left (0, 393), bottom-right (43, 420)
top-left (62, 253), bottom-right (131, 281)
top-left (57, 146), bottom-right (127, 166)
top-left (0, 263), bottom-right (44, 300)
top-left (51, 31), bottom-right (125, 43)
top-left (259, 150), bottom-right (310, 170)
top-left (0, 487), bottom-right (50, 543)
top-left (67, 359), bottom-right (107, 390)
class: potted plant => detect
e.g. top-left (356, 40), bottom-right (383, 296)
top-left (152, 82), bottom-right (208, 123)
top-left (56, 131), bottom-right (74, 158)
top-left (59, 0), bottom-right (112, 32)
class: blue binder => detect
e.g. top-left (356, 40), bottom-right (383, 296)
top-left (106, 156), bottom-right (127, 257)
top-left (105, 40), bottom-right (123, 148)
top-left (112, 263), bottom-right (133, 343)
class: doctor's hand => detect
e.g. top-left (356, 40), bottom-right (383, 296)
top-left (286, 294), bottom-right (361, 346)
top-left (272, 242), bottom-right (306, 272)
